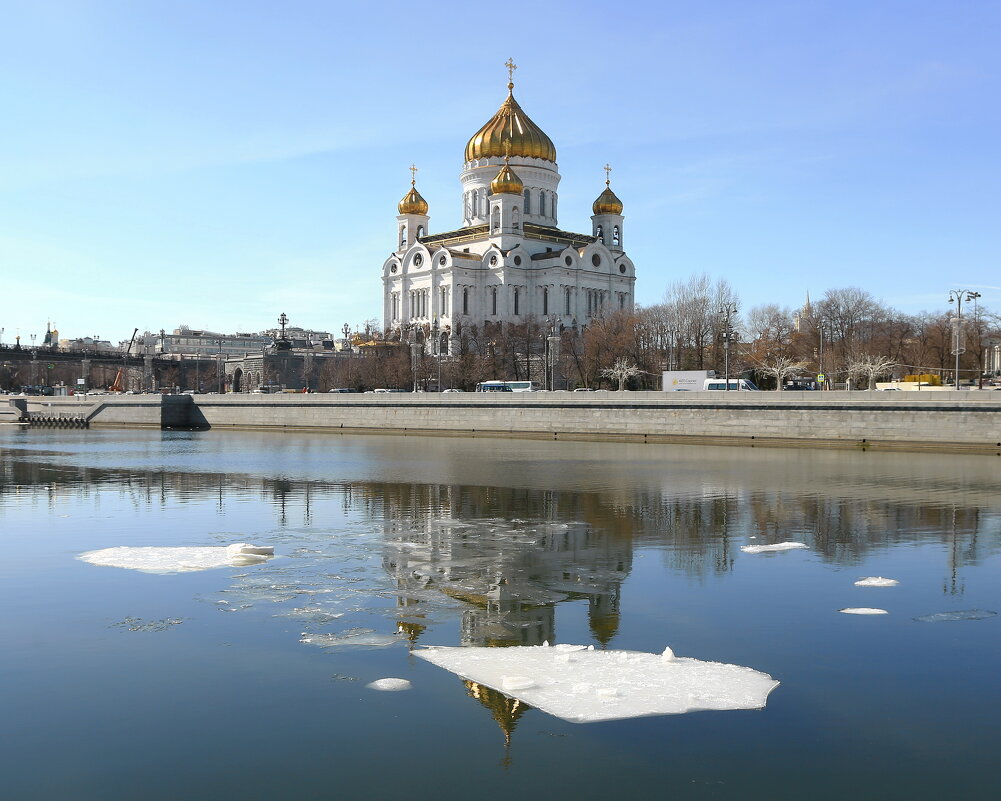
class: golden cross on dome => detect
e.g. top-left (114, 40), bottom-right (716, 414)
top-left (409, 164), bottom-right (418, 185)
top-left (505, 58), bottom-right (517, 87)
top-left (604, 163), bottom-right (612, 185)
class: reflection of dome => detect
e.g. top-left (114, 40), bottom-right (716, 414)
top-left (465, 84), bottom-right (557, 163)
top-left (397, 619), bottom-right (426, 645)
top-left (490, 158), bottom-right (524, 195)
top-left (588, 612), bottom-right (620, 647)
top-left (398, 181), bottom-right (429, 215)
top-left (592, 181), bottom-right (623, 215)
top-left (464, 680), bottom-right (529, 746)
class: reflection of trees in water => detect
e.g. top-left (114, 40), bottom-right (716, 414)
top-left (4, 448), bottom-right (998, 583)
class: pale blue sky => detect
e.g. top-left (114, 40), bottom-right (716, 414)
top-left (1, 0), bottom-right (998, 344)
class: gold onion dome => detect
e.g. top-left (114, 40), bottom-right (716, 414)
top-left (465, 83), bottom-right (557, 163)
top-left (490, 157), bottom-right (524, 195)
top-left (592, 180), bottom-right (623, 215)
top-left (398, 180), bottom-right (428, 215)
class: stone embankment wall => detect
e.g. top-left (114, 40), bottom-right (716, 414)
top-left (12, 392), bottom-right (1000, 453)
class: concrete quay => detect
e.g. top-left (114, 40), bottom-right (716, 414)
top-left (9, 391), bottom-right (1001, 454)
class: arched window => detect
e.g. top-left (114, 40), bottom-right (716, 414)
top-left (399, 225), bottom-right (407, 248)
top-left (416, 225), bottom-right (425, 239)
top-left (596, 225), bottom-right (603, 241)
top-left (612, 225), bottom-right (620, 246)
top-left (512, 206), bottom-right (520, 230)
top-left (491, 206), bottom-right (500, 233)
top-left (440, 286), bottom-right (448, 316)
top-left (472, 192), bottom-right (478, 217)
top-left (523, 189), bottom-right (531, 214)
top-left (462, 286), bottom-right (469, 315)
top-left (491, 286), bottom-right (498, 316)
top-left (513, 287), bottom-right (520, 316)
top-left (539, 191), bottom-right (546, 217)
top-left (543, 287), bottom-right (549, 316)
top-left (565, 287), bottom-right (571, 316)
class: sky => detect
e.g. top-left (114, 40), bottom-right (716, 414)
top-left (1, 0), bottom-right (999, 345)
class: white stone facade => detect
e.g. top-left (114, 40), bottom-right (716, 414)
top-left (382, 96), bottom-right (635, 340)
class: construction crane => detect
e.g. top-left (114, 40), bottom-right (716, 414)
top-left (109, 328), bottom-right (139, 393)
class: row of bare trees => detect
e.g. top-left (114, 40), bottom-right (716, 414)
top-left (312, 274), bottom-right (999, 392)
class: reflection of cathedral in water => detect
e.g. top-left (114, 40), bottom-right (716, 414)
top-left (377, 483), bottom-right (632, 648)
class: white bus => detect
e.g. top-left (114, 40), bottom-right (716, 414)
top-left (474, 380), bottom-right (542, 393)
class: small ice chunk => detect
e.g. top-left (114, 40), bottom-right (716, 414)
top-left (854, 577), bottom-right (899, 587)
top-left (914, 609), bottom-right (998, 623)
top-left (79, 543), bottom-right (275, 574)
top-left (366, 678), bottom-right (412, 692)
top-left (661, 647), bottom-right (675, 662)
top-left (741, 542), bottom-right (808, 554)
top-left (416, 643), bottom-right (779, 724)
top-left (226, 543), bottom-right (275, 557)
top-left (839, 608), bottom-right (888, 615)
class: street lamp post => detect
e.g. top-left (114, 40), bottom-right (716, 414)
top-left (948, 289), bottom-right (976, 391)
top-left (718, 304), bottom-right (738, 391)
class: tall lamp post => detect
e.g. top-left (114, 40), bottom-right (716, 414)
top-left (718, 304), bottom-right (738, 391)
top-left (948, 289), bottom-right (976, 391)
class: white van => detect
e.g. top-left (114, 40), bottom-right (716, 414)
top-left (704, 378), bottom-right (758, 391)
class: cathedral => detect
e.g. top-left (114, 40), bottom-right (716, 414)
top-left (382, 62), bottom-right (636, 347)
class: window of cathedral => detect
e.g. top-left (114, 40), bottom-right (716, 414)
top-left (565, 256), bottom-right (573, 267)
top-left (390, 263), bottom-right (398, 273)
top-left (543, 287), bottom-right (549, 316)
top-left (619, 263), bottom-right (626, 274)
top-left (565, 287), bottom-right (571, 315)
top-left (613, 225), bottom-right (620, 246)
top-left (400, 226), bottom-right (406, 248)
top-left (523, 189), bottom-right (531, 214)
top-left (539, 192), bottom-right (546, 216)
top-left (414, 254), bottom-right (423, 267)
top-left (490, 254), bottom-right (498, 266)
top-left (514, 255), bottom-right (522, 265)
top-left (463, 287), bottom-right (469, 315)
top-left (417, 225), bottom-right (425, 238)
top-left (513, 287), bottom-right (520, 316)
top-left (491, 207), bottom-right (499, 233)
top-left (596, 225), bottom-right (603, 240)
top-left (491, 286), bottom-right (497, 315)
top-left (439, 255), bottom-right (446, 265)
top-left (592, 254), bottom-right (601, 267)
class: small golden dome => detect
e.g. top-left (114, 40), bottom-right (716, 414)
top-left (465, 85), bottom-right (556, 163)
top-left (490, 157), bottom-right (524, 195)
top-left (592, 180), bottom-right (623, 215)
top-left (398, 180), bottom-right (428, 215)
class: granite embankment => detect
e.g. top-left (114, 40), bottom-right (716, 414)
top-left (9, 391), bottom-right (1001, 454)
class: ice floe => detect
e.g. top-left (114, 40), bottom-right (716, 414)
top-left (78, 543), bottom-right (275, 574)
top-left (854, 577), bottom-right (899, 587)
top-left (839, 608), bottom-right (888, 615)
top-left (415, 643), bottom-right (779, 723)
top-left (366, 678), bottom-right (412, 691)
top-left (740, 542), bottom-right (808, 554)
top-left (914, 609), bottom-right (998, 623)
top-left (299, 628), bottom-right (404, 649)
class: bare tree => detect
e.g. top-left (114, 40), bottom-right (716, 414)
top-left (601, 358), bottom-right (641, 391)
top-left (847, 354), bottom-right (899, 390)
top-left (757, 356), bottom-right (807, 391)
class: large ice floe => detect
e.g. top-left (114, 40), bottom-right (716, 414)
top-left (415, 643), bottom-right (779, 724)
top-left (78, 543), bottom-right (275, 574)
top-left (740, 542), bottom-right (808, 554)
top-left (854, 577), bottom-right (899, 587)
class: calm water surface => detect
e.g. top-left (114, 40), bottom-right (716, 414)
top-left (1, 428), bottom-right (1000, 800)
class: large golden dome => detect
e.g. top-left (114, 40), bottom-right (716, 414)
top-left (489, 157), bottom-right (524, 195)
top-left (465, 84), bottom-right (557, 164)
top-left (398, 180), bottom-right (428, 215)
